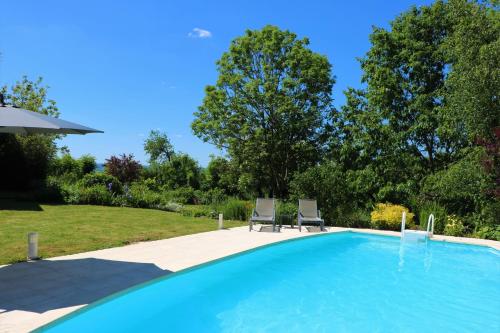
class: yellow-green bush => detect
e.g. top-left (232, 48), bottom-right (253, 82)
top-left (370, 203), bottom-right (414, 231)
top-left (444, 215), bottom-right (465, 237)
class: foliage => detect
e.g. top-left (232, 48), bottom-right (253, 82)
top-left (76, 185), bottom-right (113, 205)
top-left (145, 154), bottom-right (202, 190)
top-left (0, 77), bottom-right (59, 189)
top-left (215, 199), bottom-right (252, 221)
top-left (351, 1), bottom-right (460, 175)
top-left (181, 205), bottom-right (214, 218)
top-left (143, 130), bottom-right (174, 164)
top-left (443, 0), bottom-right (499, 142)
top-left (50, 154), bottom-right (81, 180)
top-left (335, 209), bottom-right (371, 229)
top-left (196, 188), bottom-right (227, 205)
top-left (192, 25), bottom-right (334, 197)
top-left (49, 154), bottom-right (97, 183)
top-left (444, 215), bottom-right (466, 237)
top-left (420, 148), bottom-right (493, 215)
top-left (33, 177), bottom-right (65, 203)
top-left (79, 154), bottom-right (97, 175)
top-left (370, 203), bottom-right (415, 231)
top-left (203, 156), bottom-right (239, 195)
top-left (276, 201), bottom-right (297, 219)
top-left (80, 172), bottom-right (122, 193)
top-left (124, 183), bottom-right (162, 208)
top-left (473, 225), bottom-right (500, 241)
top-left (105, 154), bottom-right (142, 184)
top-left (290, 162), bottom-right (361, 225)
top-left (418, 202), bottom-right (447, 234)
top-left (164, 186), bottom-right (198, 205)
top-left (275, 201), bottom-right (298, 227)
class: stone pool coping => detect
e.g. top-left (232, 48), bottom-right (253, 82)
top-left (0, 226), bottom-right (498, 332)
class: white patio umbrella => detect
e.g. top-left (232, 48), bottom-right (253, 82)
top-left (0, 94), bottom-right (103, 134)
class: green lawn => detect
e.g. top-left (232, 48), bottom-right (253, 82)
top-left (0, 201), bottom-right (245, 265)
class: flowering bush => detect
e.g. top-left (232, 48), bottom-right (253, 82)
top-left (444, 215), bottom-right (466, 237)
top-left (370, 203), bottom-right (415, 231)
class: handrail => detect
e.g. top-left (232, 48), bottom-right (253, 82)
top-left (426, 214), bottom-right (435, 236)
top-left (401, 211), bottom-right (406, 238)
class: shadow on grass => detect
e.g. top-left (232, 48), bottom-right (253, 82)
top-left (0, 198), bottom-right (43, 211)
top-left (0, 258), bottom-right (171, 314)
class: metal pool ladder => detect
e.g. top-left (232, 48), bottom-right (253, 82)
top-left (401, 212), bottom-right (434, 242)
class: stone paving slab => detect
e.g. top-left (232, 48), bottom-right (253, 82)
top-left (0, 226), bottom-right (498, 332)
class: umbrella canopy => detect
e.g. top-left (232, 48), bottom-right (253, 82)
top-left (0, 100), bottom-right (103, 135)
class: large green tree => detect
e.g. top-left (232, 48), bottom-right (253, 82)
top-left (443, 0), bottom-right (499, 142)
top-left (357, 0), bottom-right (457, 173)
top-left (0, 77), bottom-right (59, 189)
top-left (192, 25), bottom-right (334, 197)
top-left (328, 0), bottom-right (499, 220)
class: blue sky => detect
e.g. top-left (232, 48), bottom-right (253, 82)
top-left (1, 0), bottom-right (432, 165)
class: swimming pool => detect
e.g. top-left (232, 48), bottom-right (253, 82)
top-left (37, 232), bottom-right (499, 332)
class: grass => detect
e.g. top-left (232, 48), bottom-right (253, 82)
top-left (0, 200), bottom-right (245, 265)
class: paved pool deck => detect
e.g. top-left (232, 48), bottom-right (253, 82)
top-left (0, 226), bottom-right (498, 332)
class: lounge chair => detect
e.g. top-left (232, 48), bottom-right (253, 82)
top-left (298, 199), bottom-right (325, 232)
top-left (249, 198), bottom-right (277, 232)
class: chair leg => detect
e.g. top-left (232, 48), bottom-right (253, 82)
top-left (298, 220), bottom-right (301, 232)
top-left (249, 220), bottom-right (252, 232)
top-left (320, 221), bottom-right (324, 231)
top-left (272, 221), bottom-right (275, 232)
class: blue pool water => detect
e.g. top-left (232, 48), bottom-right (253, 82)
top-left (39, 232), bottom-right (500, 332)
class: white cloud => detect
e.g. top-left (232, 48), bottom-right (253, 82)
top-left (188, 28), bottom-right (212, 38)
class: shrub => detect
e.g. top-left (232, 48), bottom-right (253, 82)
top-left (79, 154), bottom-right (96, 175)
top-left (421, 148), bottom-right (492, 215)
top-left (164, 187), bottom-right (198, 205)
top-left (216, 199), bottom-right (252, 221)
top-left (473, 225), bottom-right (500, 241)
top-left (34, 177), bottom-right (64, 203)
top-left (105, 154), bottom-right (142, 184)
top-left (80, 172), bottom-right (122, 193)
top-left (370, 203), bottom-right (415, 231)
top-left (181, 205), bottom-right (213, 218)
top-left (141, 178), bottom-right (160, 191)
top-left (125, 183), bottom-right (161, 208)
top-left (290, 162), bottom-right (353, 225)
top-left (50, 154), bottom-right (80, 176)
top-left (375, 181), bottom-right (418, 209)
top-left (49, 154), bottom-right (97, 183)
top-left (77, 185), bottom-right (113, 205)
top-left (418, 202), bottom-right (447, 234)
top-left (276, 201), bottom-right (297, 226)
top-left (197, 188), bottom-right (227, 205)
top-left (145, 154), bottom-right (202, 190)
top-left (335, 208), bottom-right (371, 228)
top-left (444, 215), bottom-right (466, 237)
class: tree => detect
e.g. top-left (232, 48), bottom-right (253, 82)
top-left (192, 25), bottom-right (334, 197)
top-left (0, 77), bottom-right (59, 189)
top-left (147, 153), bottom-right (201, 189)
top-left (105, 154), bottom-right (142, 184)
top-left (204, 155), bottom-right (239, 194)
top-left (144, 130), bottom-right (174, 164)
top-left (357, 1), bottom-right (460, 173)
top-left (443, 0), bottom-right (499, 142)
